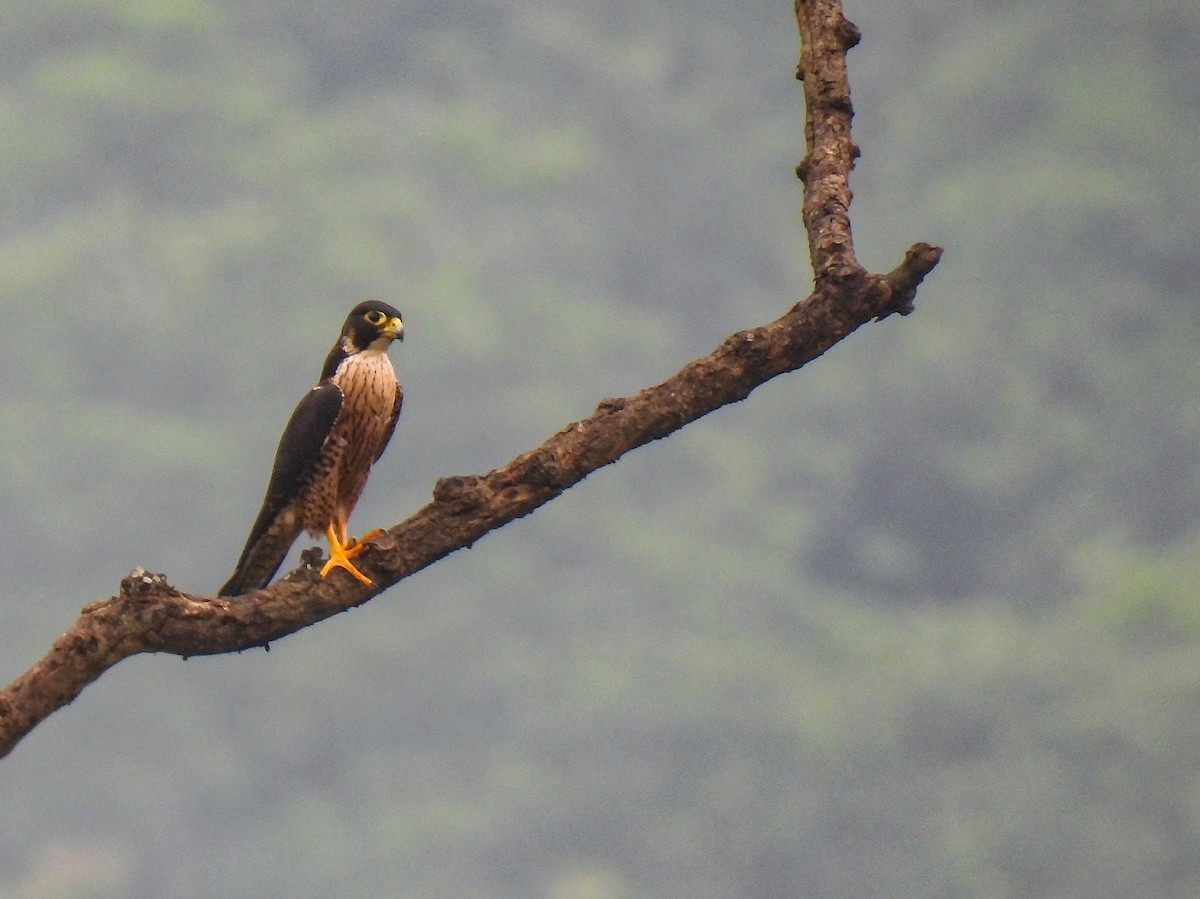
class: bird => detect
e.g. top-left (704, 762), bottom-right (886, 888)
top-left (218, 301), bottom-right (404, 596)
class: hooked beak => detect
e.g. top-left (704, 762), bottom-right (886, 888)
top-left (384, 316), bottom-right (404, 342)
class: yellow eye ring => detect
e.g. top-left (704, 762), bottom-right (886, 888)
top-left (364, 310), bottom-right (387, 326)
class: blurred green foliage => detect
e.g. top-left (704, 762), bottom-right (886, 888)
top-left (0, 0), bottom-right (1198, 896)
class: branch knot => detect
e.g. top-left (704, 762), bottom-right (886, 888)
top-left (119, 569), bottom-right (176, 599)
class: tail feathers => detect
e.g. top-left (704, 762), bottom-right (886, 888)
top-left (218, 527), bottom-right (301, 597)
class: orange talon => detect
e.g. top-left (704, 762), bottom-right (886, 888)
top-left (344, 528), bottom-right (386, 555)
top-left (319, 525), bottom-right (374, 586)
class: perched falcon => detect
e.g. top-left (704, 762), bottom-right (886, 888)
top-left (218, 301), bottom-right (404, 596)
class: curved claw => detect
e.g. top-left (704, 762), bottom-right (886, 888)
top-left (344, 528), bottom-right (386, 556)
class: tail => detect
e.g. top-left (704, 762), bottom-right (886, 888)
top-left (218, 525), bottom-right (301, 597)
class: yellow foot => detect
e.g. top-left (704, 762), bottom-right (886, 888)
top-left (344, 528), bottom-right (386, 555)
top-left (320, 525), bottom-right (374, 586)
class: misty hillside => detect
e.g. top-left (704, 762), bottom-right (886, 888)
top-left (1, 1), bottom-right (1198, 896)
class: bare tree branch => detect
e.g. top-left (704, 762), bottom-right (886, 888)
top-left (0, 0), bottom-right (941, 760)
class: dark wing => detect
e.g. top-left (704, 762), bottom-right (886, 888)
top-left (218, 383), bottom-right (343, 596)
top-left (375, 384), bottom-right (404, 462)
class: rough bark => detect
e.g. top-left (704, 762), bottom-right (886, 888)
top-left (0, 0), bottom-right (941, 759)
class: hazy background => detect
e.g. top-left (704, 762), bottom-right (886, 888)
top-left (1, 0), bottom-right (1198, 896)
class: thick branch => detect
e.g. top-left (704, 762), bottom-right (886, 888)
top-left (0, 0), bottom-right (941, 759)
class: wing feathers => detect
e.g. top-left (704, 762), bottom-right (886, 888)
top-left (218, 383), bottom-right (343, 596)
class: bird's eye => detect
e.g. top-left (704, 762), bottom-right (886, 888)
top-left (364, 310), bottom-right (387, 326)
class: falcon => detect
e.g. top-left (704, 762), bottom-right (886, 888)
top-left (218, 301), bottom-right (404, 596)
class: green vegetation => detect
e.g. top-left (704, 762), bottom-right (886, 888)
top-left (0, 0), bottom-right (1197, 896)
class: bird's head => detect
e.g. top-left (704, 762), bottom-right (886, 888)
top-left (341, 300), bottom-right (404, 353)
